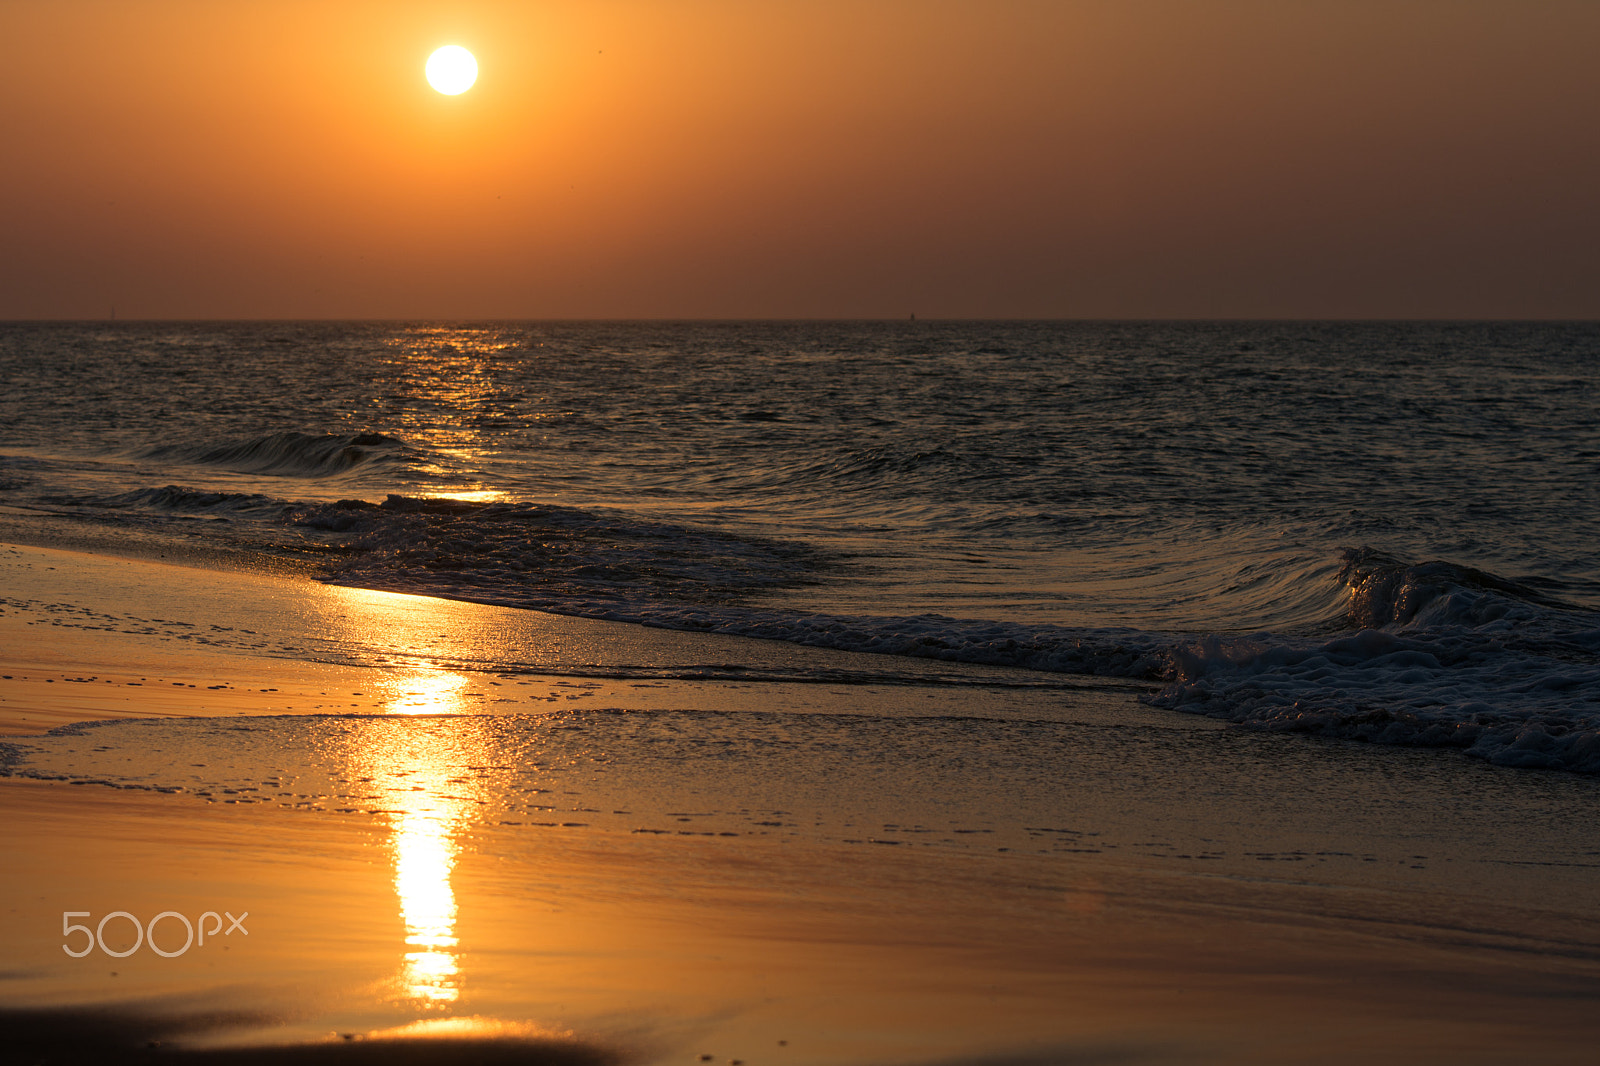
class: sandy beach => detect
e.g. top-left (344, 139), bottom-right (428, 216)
top-left (3, 540), bottom-right (1599, 1065)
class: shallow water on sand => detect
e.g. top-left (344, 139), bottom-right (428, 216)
top-left (4, 544), bottom-right (1600, 1064)
top-left (5, 703), bottom-right (1600, 1065)
top-left (4, 320), bottom-right (1599, 770)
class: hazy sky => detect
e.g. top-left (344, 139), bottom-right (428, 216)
top-left (3, 0), bottom-right (1597, 319)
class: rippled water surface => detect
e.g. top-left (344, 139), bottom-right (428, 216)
top-left (2, 321), bottom-right (1598, 769)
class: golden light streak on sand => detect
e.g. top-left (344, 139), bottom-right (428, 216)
top-left (333, 665), bottom-right (488, 1008)
top-left (317, 588), bottom-right (485, 1004)
top-left (392, 794), bottom-right (463, 1006)
top-left (364, 1016), bottom-right (575, 1041)
top-left (6, 544), bottom-right (1600, 1061)
top-left (380, 726), bottom-right (479, 1007)
top-left (383, 668), bottom-right (471, 716)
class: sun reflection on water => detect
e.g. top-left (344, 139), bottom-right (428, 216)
top-left (419, 488), bottom-right (506, 503)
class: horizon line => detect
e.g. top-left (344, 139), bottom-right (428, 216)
top-left (5, 316), bottom-right (1600, 326)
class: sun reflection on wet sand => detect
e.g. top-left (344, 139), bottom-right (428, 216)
top-left (343, 668), bottom-right (490, 1008)
top-left (392, 789), bottom-right (462, 1006)
top-left (386, 669), bottom-right (470, 716)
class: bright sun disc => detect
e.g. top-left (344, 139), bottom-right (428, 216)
top-left (426, 46), bottom-right (478, 95)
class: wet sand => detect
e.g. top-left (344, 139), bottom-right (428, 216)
top-left (4, 542), bottom-right (1600, 1064)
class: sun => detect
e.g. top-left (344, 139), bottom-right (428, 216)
top-left (425, 46), bottom-right (478, 96)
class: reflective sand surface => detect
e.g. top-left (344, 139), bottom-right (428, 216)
top-left (6, 771), bottom-right (1600, 1065)
top-left (4, 544), bottom-right (1600, 1064)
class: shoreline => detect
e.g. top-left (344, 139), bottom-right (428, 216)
top-left (4, 541), bottom-right (1600, 1064)
top-left (1, 540), bottom-right (1151, 737)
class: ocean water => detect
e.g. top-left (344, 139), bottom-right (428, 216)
top-left (2, 320), bottom-right (1597, 771)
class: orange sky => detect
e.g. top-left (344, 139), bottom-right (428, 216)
top-left (2, 0), bottom-right (1597, 319)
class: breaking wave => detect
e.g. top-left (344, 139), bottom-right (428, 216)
top-left (1152, 549), bottom-right (1600, 773)
top-left (19, 475), bottom-right (1600, 772)
top-left (306, 511), bottom-right (1600, 772)
top-left (59, 485), bottom-right (295, 516)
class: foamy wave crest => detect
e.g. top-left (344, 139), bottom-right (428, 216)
top-left (1152, 549), bottom-right (1600, 772)
top-left (137, 431), bottom-right (420, 478)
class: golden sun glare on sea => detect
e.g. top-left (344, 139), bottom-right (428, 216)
top-left (425, 46), bottom-right (478, 95)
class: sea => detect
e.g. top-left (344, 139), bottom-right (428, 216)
top-left (2, 320), bottom-right (1597, 772)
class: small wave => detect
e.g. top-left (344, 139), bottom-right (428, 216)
top-left (298, 509), bottom-right (1600, 772)
top-left (299, 494), bottom-right (823, 601)
top-left (323, 562), bottom-right (1174, 680)
top-left (1152, 549), bottom-right (1600, 773)
top-left (136, 431), bottom-right (418, 479)
top-left (60, 485), bottom-right (295, 516)
top-left (32, 476), bottom-right (1600, 774)
top-left (298, 495), bottom-right (1172, 677)
top-left (316, 525), bottom-right (1600, 772)
top-left (1341, 547), bottom-right (1582, 627)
